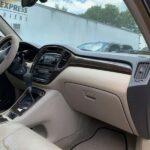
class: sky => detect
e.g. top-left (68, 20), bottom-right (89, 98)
top-left (40, 0), bottom-right (127, 14)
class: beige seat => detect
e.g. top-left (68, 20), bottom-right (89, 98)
top-left (0, 123), bottom-right (62, 150)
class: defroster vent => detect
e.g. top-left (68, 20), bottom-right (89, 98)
top-left (134, 62), bottom-right (150, 80)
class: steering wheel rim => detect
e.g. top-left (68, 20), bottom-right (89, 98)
top-left (0, 35), bottom-right (19, 74)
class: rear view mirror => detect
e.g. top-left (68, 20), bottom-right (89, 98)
top-left (21, 0), bottom-right (38, 7)
top-left (21, 0), bottom-right (47, 7)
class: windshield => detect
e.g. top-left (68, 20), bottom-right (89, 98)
top-left (0, 0), bottom-right (148, 54)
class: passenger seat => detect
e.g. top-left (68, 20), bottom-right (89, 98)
top-left (0, 123), bottom-right (62, 150)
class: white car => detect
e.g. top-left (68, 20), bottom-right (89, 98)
top-left (78, 42), bottom-right (134, 53)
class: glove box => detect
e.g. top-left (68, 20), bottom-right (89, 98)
top-left (64, 83), bottom-right (132, 133)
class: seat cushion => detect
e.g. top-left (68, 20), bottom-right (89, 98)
top-left (0, 123), bottom-right (62, 150)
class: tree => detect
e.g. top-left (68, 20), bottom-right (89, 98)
top-left (100, 4), bottom-right (120, 25)
top-left (81, 4), bottom-right (119, 25)
top-left (81, 4), bottom-right (139, 33)
top-left (115, 10), bottom-right (139, 33)
top-left (81, 6), bottom-right (103, 21)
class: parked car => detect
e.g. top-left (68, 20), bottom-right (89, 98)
top-left (78, 41), bottom-right (133, 53)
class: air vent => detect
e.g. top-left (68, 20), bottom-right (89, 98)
top-left (134, 62), bottom-right (150, 80)
top-left (58, 51), bottom-right (71, 68)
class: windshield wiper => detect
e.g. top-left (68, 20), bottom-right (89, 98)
top-left (129, 50), bottom-right (150, 55)
top-left (79, 48), bottom-right (91, 51)
top-left (113, 50), bottom-right (150, 55)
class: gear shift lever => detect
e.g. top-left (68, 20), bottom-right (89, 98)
top-left (23, 72), bottom-right (34, 101)
top-left (23, 72), bottom-right (33, 92)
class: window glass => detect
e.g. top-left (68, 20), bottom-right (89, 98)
top-left (0, 31), bottom-right (4, 36)
top-left (0, 0), bottom-right (148, 54)
top-left (109, 45), bottom-right (120, 52)
top-left (0, 31), bottom-right (4, 41)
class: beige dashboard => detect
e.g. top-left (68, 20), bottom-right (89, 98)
top-left (6, 66), bottom-right (138, 136)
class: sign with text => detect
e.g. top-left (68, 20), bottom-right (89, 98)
top-left (0, 0), bottom-right (27, 14)
top-left (0, 0), bottom-right (28, 23)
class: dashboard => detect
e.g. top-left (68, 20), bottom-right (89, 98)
top-left (13, 42), bottom-right (133, 84)
top-left (7, 41), bottom-right (150, 139)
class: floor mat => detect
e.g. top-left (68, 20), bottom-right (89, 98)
top-left (56, 118), bottom-right (106, 150)
top-left (72, 129), bottom-right (126, 150)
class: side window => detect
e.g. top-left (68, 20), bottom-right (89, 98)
top-left (0, 32), bottom-right (4, 41)
top-left (121, 45), bottom-right (133, 51)
top-left (0, 31), bottom-right (4, 36)
top-left (109, 45), bottom-right (120, 52)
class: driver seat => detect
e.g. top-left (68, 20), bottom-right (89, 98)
top-left (0, 123), bottom-right (62, 150)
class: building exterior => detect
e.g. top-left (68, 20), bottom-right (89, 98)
top-left (0, 0), bottom-right (146, 49)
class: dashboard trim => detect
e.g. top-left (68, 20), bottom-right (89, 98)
top-left (70, 56), bottom-right (132, 75)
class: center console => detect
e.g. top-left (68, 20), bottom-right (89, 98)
top-left (0, 87), bottom-right (45, 122)
top-left (1, 46), bottom-right (71, 123)
top-left (33, 52), bottom-right (61, 84)
top-left (31, 46), bottom-right (71, 84)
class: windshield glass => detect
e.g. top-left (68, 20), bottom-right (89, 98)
top-left (0, 0), bottom-right (148, 54)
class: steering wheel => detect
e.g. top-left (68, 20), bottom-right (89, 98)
top-left (0, 35), bottom-right (19, 74)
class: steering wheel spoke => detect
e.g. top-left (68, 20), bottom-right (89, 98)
top-left (0, 35), bottom-right (19, 74)
top-left (0, 46), bottom-right (11, 62)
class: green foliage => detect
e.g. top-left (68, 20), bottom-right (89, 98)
top-left (81, 6), bottom-right (102, 20)
top-left (81, 4), bottom-right (139, 33)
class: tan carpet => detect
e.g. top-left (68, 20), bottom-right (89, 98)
top-left (73, 129), bottom-right (126, 150)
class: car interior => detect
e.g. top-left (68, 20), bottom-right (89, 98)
top-left (1, 0), bottom-right (150, 150)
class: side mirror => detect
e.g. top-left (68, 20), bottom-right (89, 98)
top-left (21, 0), bottom-right (38, 7)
